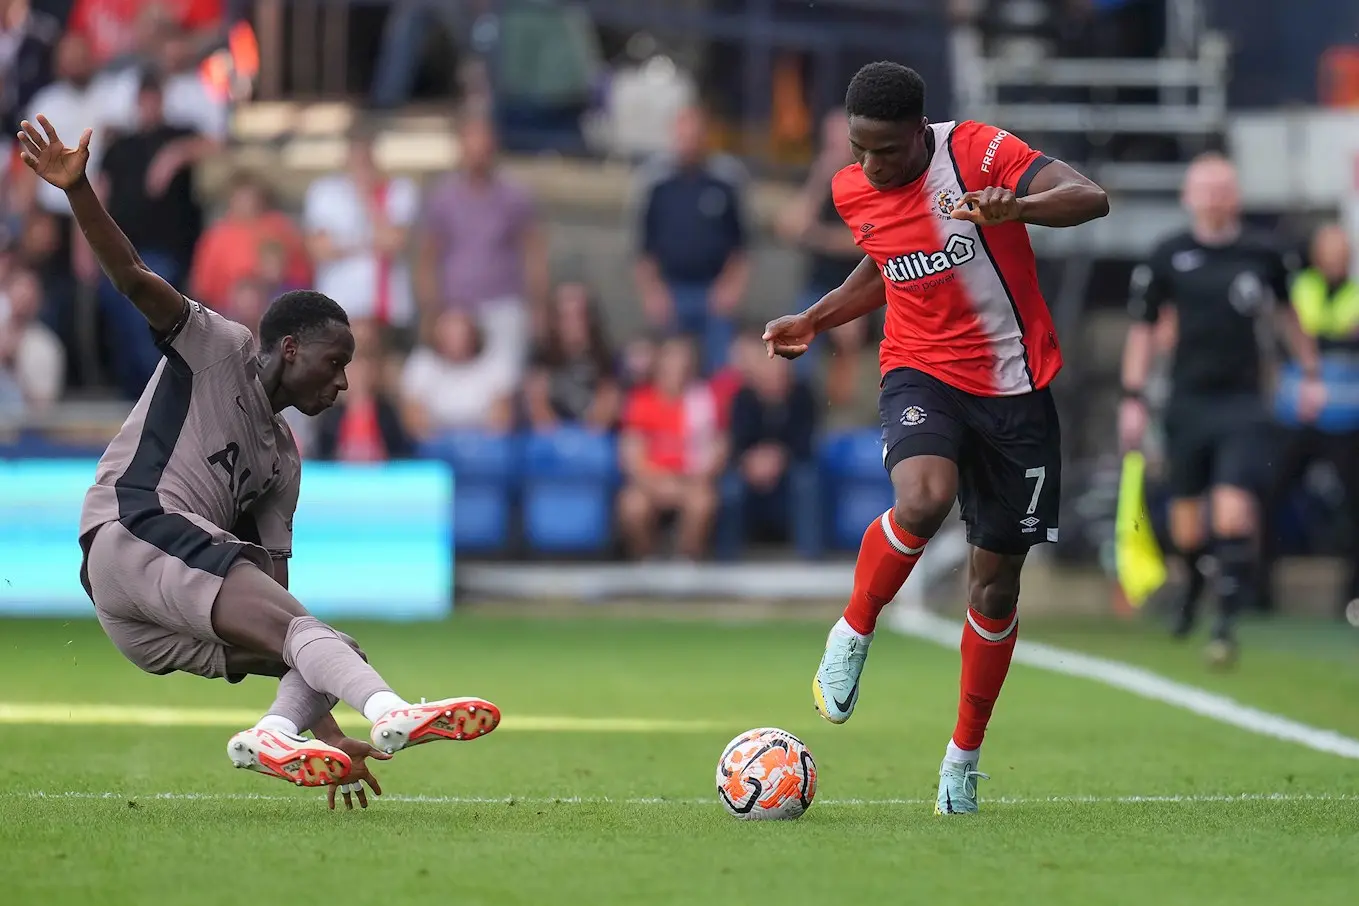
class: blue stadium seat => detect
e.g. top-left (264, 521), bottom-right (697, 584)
top-left (820, 428), bottom-right (886, 479)
top-left (819, 429), bottom-right (893, 550)
top-left (417, 431), bottom-right (519, 481)
top-left (417, 431), bottom-right (519, 553)
top-left (521, 427), bottom-right (618, 554)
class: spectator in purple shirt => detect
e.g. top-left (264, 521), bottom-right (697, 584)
top-left (415, 109), bottom-right (549, 372)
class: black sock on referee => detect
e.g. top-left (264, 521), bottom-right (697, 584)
top-left (1212, 536), bottom-right (1255, 632)
top-left (1179, 544), bottom-right (1210, 606)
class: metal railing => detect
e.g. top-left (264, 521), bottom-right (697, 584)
top-left (961, 34), bottom-right (1231, 137)
top-left (248, 0), bottom-right (371, 100)
top-left (240, 0), bottom-right (952, 117)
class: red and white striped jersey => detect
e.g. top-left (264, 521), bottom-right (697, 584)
top-left (832, 120), bottom-right (1062, 397)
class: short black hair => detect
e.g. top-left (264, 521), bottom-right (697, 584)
top-left (845, 62), bottom-right (926, 123)
top-left (258, 290), bottom-right (350, 351)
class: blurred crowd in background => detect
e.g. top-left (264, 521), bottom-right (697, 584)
top-left (1, 0), bottom-right (1357, 573)
top-left (0, 0), bottom-right (893, 562)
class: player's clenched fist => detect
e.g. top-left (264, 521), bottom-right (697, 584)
top-left (763, 313), bottom-right (816, 360)
top-left (951, 186), bottom-right (1022, 227)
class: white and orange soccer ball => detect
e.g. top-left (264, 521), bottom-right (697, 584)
top-left (715, 727), bottom-right (817, 820)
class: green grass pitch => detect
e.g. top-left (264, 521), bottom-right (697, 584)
top-left (1, 613), bottom-right (1356, 905)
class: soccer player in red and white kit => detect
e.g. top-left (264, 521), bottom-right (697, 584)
top-left (764, 62), bottom-right (1108, 814)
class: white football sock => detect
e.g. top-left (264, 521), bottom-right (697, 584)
top-left (945, 740), bottom-right (980, 765)
top-left (361, 690), bottom-right (410, 723)
top-left (834, 616), bottom-right (873, 642)
top-left (254, 714), bottom-right (301, 737)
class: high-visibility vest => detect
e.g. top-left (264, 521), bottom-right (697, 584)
top-left (1291, 268), bottom-right (1359, 341)
top-left (1276, 269), bottom-right (1359, 431)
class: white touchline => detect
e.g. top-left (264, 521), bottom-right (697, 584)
top-left (888, 607), bottom-right (1359, 760)
top-left (9, 791), bottom-right (1358, 806)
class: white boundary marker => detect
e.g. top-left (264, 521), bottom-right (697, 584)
top-left (9, 791), bottom-right (1357, 807)
top-left (888, 606), bottom-right (1359, 760)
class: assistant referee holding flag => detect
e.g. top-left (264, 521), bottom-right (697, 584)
top-left (1119, 153), bottom-right (1325, 665)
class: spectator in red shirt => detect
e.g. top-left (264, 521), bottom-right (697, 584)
top-left (219, 273), bottom-right (268, 336)
top-left (189, 172), bottom-right (310, 313)
top-left (68, 0), bottom-right (222, 69)
top-left (617, 335), bottom-right (726, 560)
top-left (315, 328), bottom-right (413, 463)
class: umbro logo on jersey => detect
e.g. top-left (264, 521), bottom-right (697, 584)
top-left (881, 235), bottom-right (977, 283)
top-left (860, 223), bottom-right (875, 234)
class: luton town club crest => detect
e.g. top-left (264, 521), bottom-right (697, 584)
top-left (936, 190), bottom-right (956, 218)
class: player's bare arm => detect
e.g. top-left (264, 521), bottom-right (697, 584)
top-left (17, 116), bottom-right (186, 333)
top-left (952, 159), bottom-right (1109, 229)
top-left (763, 255), bottom-right (884, 359)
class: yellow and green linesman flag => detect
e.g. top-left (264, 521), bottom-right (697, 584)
top-left (1115, 451), bottom-right (1166, 607)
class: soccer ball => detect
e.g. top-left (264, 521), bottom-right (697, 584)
top-left (715, 727), bottom-right (817, 820)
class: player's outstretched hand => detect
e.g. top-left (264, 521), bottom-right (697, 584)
top-left (951, 187), bottom-right (1022, 227)
top-left (326, 737), bottom-right (392, 811)
top-left (763, 313), bottom-right (816, 360)
top-left (17, 116), bottom-right (91, 191)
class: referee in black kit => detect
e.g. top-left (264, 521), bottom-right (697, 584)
top-left (1119, 153), bottom-right (1326, 666)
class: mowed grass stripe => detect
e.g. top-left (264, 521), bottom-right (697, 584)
top-left (12, 790), bottom-right (1359, 806)
top-left (0, 702), bottom-right (720, 733)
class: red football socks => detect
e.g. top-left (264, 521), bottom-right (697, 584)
top-left (951, 607), bottom-right (1019, 751)
top-left (842, 511), bottom-right (931, 635)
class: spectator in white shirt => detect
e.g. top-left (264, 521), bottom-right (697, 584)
top-left (304, 130), bottom-right (419, 333)
top-left (19, 30), bottom-right (117, 387)
top-left (0, 266), bottom-right (64, 421)
top-left (100, 23), bottom-right (229, 141)
top-left (21, 31), bottom-right (118, 223)
top-left (400, 309), bottom-right (517, 438)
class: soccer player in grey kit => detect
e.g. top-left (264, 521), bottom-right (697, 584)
top-left (19, 115), bottom-right (500, 809)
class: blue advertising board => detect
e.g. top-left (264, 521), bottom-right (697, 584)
top-left (0, 460), bottom-right (453, 620)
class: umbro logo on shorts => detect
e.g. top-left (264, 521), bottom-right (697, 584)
top-left (1020, 516), bottom-right (1040, 532)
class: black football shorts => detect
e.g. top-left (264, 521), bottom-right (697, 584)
top-left (1161, 395), bottom-right (1272, 499)
top-left (879, 367), bottom-right (1062, 555)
